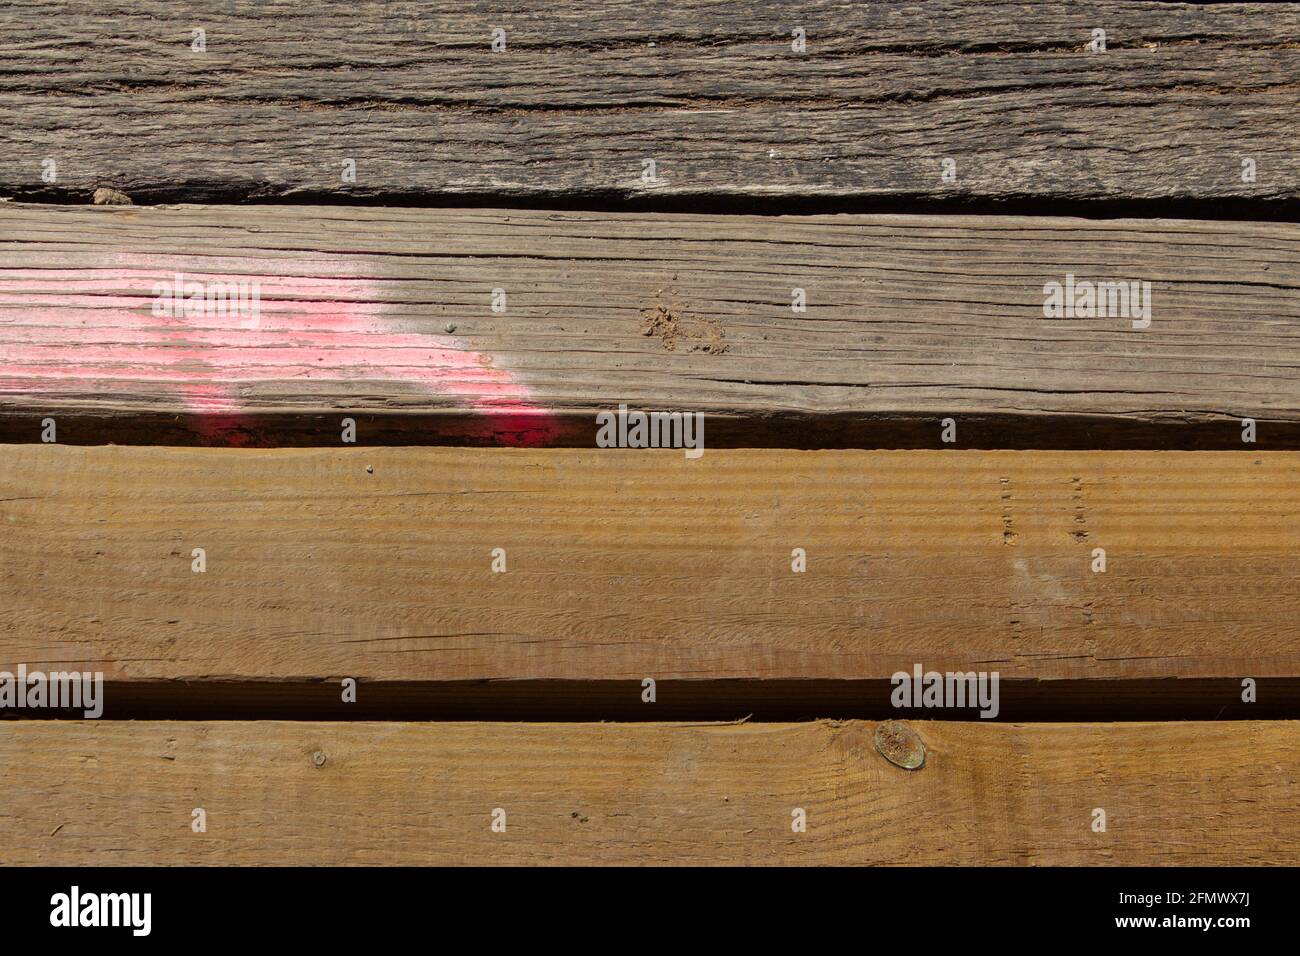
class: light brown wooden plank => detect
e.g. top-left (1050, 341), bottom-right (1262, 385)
top-left (1, 204), bottom-right (1298, 448)
top-left (2, 445), bottom-right (1296, 705)
top-left (1, 1), bottom-right (1297, 203)
top-left (2, 719), bottom-right (1296, 865)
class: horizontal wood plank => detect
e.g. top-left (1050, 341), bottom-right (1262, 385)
top-left (2, 445), bottom-right (1297, 716)
top-left (2, 204), bottom-right (1298, 448)
top-left (1, 1), bottom-right (1297, 203)
top-left (2, 719), bottom-right (1296, 865)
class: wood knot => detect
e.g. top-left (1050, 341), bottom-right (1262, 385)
top-left (874, 720), bottom-right (926, 770)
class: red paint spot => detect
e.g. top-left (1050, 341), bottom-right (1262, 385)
top-left (0, 260), bottom-right (559, 445)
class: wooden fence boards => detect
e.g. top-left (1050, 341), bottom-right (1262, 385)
top-left (1, 1), bottom-right (1298, 202)
top-left (2, 445), bottom-right (1296, 712)
top-left (2, 204), bottom-right (1298, 447)
top-left (2, 719), bottom-right (1295, 865)
top-left (3, 0), bottom-right (1298, 874)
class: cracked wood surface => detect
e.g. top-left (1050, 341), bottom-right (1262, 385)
top-left (2, 204), bottom-right (1298, 448)
top-left (1, 1), bottom-right (1298, 202)
top-left (2, 719), bottom-right (1297, 865)
top-left (2, 445), bottom-right (1296, 705)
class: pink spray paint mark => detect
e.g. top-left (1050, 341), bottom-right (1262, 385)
top-left (0, 256), bottom-right (560, 446)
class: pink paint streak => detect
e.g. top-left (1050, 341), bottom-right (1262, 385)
top-left (0, 258), bottom-right (559, 446)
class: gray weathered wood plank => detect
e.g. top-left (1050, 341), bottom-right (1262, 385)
top-left (1, 203), bottom-right (1297, 447)
top-left (1, 1), bottom-right (1297, 203)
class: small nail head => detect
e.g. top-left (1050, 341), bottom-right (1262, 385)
top-left (312, 750), bottom-right (327, 767)
top-left (874, 720), bottom-right (926, 770)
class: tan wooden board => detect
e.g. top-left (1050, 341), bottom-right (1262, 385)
top-left (2, 445), bottom-right (1295, 716)
top-left (2, 719), bottom-right (1296, 865)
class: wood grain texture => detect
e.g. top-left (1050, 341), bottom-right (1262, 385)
top-left (2, 445), bottom-right (1296, 705)
top-left (2, 719), bottom-right (1296, 865)
top-left (1, 1), bottom-right (1297, 203)
top-left (2, 204), bottom-right (1298, 448)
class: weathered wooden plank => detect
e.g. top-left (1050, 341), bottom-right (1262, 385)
top-left (2, 445), bottom-right (1296, 715)
top-left (2, 204), bottom-right (1298, 448)
top-left (2, 719), bottom-right (1296, 865)
top-left (1, 1), bottom-right (1297, 203)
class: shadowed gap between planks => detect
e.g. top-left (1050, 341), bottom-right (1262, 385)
top-left (0, 677), bottom-right (1293, 722)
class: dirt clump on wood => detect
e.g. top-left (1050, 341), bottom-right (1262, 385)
top-left (639, 302), bottom-right (729, 354)
top-left (92, 187), bottom-right (133, 205)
